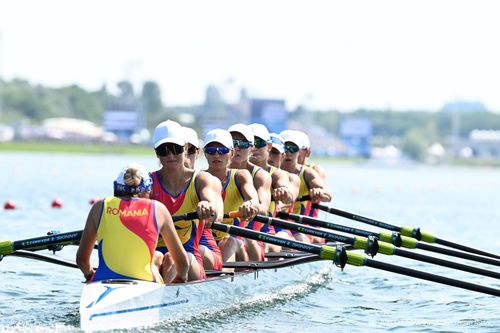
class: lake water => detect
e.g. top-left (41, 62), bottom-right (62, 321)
top-left (1, 152), bottom-right (499, 332)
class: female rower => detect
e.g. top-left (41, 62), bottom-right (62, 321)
top-left (203, 129), bottom-right (259, 263)
top-left (76, 163), bottom-right (189, 284)
top-left (151, 120), bottom-right (223, 281)
top-left (248, 124), bottom-right (298, 251)
top-left (182, 125), bottom-right (225, 272)
top-left (228, 123), bottom-right (272, 261)
top-left (183, 126), bottom-right (201, 169)
top-left (279, 130), bottom-right (332, 243)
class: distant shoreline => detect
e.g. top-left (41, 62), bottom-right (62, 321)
top-left (0, 141), bottom-right (153, 155)
top-left (1, 141), bottom-right (499, 167)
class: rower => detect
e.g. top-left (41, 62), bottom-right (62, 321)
top-left (150, 120), bottom-right (223, 281)
top-left (182, 125), bottom-right (225, 271)
top-left (76, 163), bottom-right (189, 284)
top-left (295, 130), bottom-right (327, 180)
top-left (228, 123), bottom-right (272, 261)
top-left (203, 128), bottom-right (259, 263)
top-left (294, 130), bottom-right (326, 223)
top-left (279, 130), bottom-right (332, 243)
top-left (183, 126), bottom-right (201, 169)
top-left (248, 124), bottom-right (298, 251)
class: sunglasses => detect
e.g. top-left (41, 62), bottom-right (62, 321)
top-left (284, 145), bottom-right (300, 154)
top-left (233, 139), bottom-right (253, 149)
top-left (187, 145), bottom-right (198, 156)
top-left (253, 137), bottom-right (268, 149)
top-left (156, 143), bottom-right (184, 156)
top-left (203, 147), bottom-right (231, 155)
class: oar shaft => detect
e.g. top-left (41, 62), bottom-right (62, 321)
top-left (435, 237), bottom-right (500, 260)
top-left (364, 258), bottom-right (500, 297)
top-left (0, 230), bottom-right (83, 255)
top-left (211, 222), bottom-right (328, 258)
top-left (417, 242), bottom-right (500, 267)
top-left (253, 215), bottom-right (354, 245)
top-left (312, 203), bottom-right (400, 232)
top-left (393, 248), bottom-right (500, 280)
top-left (277, 211), bottom-right (377, 239)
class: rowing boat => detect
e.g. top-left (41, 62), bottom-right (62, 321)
top-left (80, 253), bottom-right (330, 331)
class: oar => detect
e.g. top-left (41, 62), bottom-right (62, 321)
top-left (298, 195), bottom-right (500, 260)
top-left (210, 221), bottom-right (500, 297)
top-left (278, 211), bottom-right (500, 267)
top-left (253, 214), bottom-right (500, 279)
top-left (0, 230), bottom-right (83, 256)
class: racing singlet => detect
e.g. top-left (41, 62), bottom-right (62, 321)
top-left (151, 171), bottom-right (204, 266)
top-left (306, 162), bottom-right (319, 218)
top-left (93, 197), bottom-right (159, 282)
top-left (212, 169), bottom-right (245, 242)
top-left (293, 165), bottom-right (312, 216)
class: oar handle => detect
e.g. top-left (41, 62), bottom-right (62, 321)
top-left (171, 211), bottom-right (240, 222)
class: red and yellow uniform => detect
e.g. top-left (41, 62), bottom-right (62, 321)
top-left (93, 197), bottom-right (159, 282)
top-left (212, 169), bottom-right (245, 242)
top-left (151, 171), bottom-right (204, 269)
top-left (293, 165), bottom-right (312, 216)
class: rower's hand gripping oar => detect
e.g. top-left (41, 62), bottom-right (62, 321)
top-left (209, 217), bottom-right (500, 297)
top-left (278, 211), bottom-right (500, 268)
top-left (254, 214), bottom-right (500, 280)
top-left (298, 195), bottom-right (500, 260)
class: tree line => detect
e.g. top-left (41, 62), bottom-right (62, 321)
top-left (1, 77), bottom-right (500, 160)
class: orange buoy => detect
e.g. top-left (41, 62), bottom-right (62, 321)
top-left (89, 197), bottom-right (100, 205)
top-left (51, 199), bottom-right (63, 208)
top-left (4, 200), bottom-right (16, 210)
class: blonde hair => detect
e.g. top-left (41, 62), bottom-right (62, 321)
top-left (123, 164), bottom-right (144, 187)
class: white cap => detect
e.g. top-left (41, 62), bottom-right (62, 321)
top-left (295, 130), bottom-right (311, 149)
top-left (153, 120), bottom-right (185, 148)
top-left (203, 129), bottom-right (234, 148)
top-left (269, 132), bottom-right (285, 153)
top-left (228, 123), bottom-right (254, 144)
top-left (249, 123), bottom-right (270, 142)
top-left (280, 130), bottom-right (303, 148)
top-left (183, 127), bottom-right (200, 148)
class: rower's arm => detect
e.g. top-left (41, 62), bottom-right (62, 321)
top-left (305, 167), bottom-right (332, 202)
top-left (155, 202), bottom-right (189, 283)
top-left (196, 172), bottom-right (224, 224)
top-left (235, 169), bottom-right (259, 219)
top-left (272, 168), bottom-right (293, 204)
top-left (313, 164), bottom-right (327, 181)
top-left (253, 170), bottom-right (272, 215)
top-left (76, 200), bottom-right (102, 281)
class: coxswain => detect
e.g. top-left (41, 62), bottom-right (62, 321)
top-left (76, 163), bottom-right (189, 284)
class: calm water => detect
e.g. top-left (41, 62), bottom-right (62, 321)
top-left (1, 152), bottom-right (499, 332)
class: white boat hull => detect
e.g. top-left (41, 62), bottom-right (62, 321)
top-left (80, 257), bottom-right (330, 331)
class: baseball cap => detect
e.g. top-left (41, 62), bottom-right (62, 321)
top-left (249, 123), bottom-right (270, 142)
top-left (183, 127), bottom-right (200, 148)
top-left (153, 120), bottom-right (185, 148)
top-left (228, 123), bottom-right (254, 144)
top-left (203, 129), bottom-right (234, 148)
top-left (279, 130), bottom-right (303, 148)
top-left (295, 130), bottom-right (311, 149)
top-left (269, 132), bottom-right (285, 153)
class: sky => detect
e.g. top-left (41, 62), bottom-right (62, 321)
top-left (1, 0), bottom-right (500, 112)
